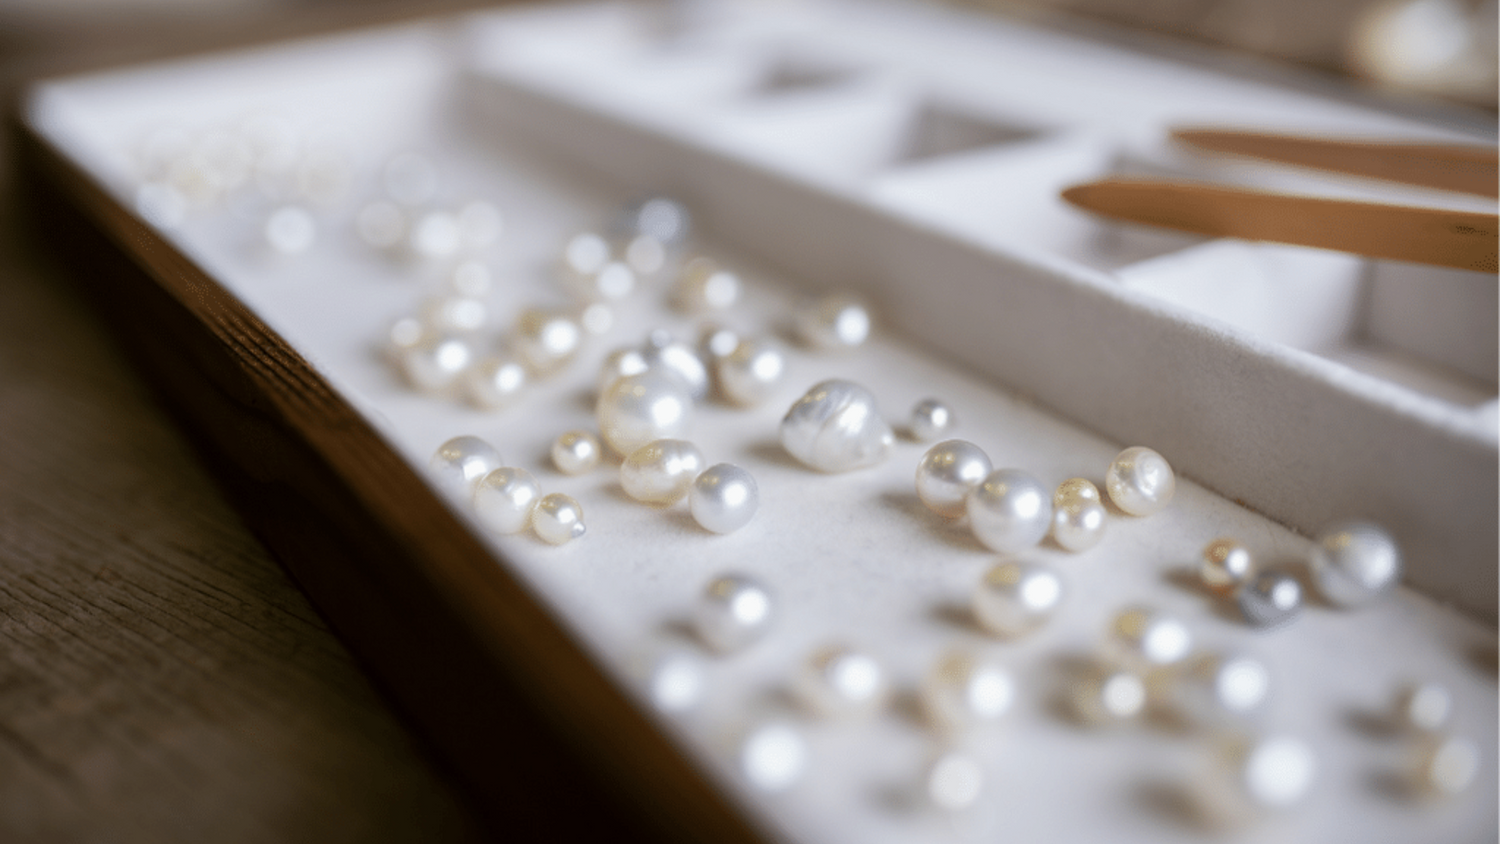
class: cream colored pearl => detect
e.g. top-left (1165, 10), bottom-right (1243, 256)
top-left (794, 292), bottom-right (872, 350)
top-left (621, 439), bottom-right (705, 505)
top-left (908, 398), bottom-right (955, 442)
top-left (514, 308), bottom-right (583, 375)
top-left (1105, 446), bottom-right (1176, 516)
top-left (1068, 661), bottom-right (1147, 725)
top-left (690, 463), bottom-right (758, 534)
top-left (409, 210), bottom-right (462, 260)
top-left (596, 371), bottom-right (694, 457)
top-left (1155, 652), bottom-right (1271, 727)
top-left (1395, 682), bottom-right (1453, 733)
top-left (429, 436), bottom-right (503, 495)
top-left (551, 430), bottom-right (601, 475)
top-left (694, 574), bottom-right (774, 653)
top-left (1109, 606), bottom-right (1192, 667)
top-left (921, 650), bottom-right (1015, 732)
top-left (465, 354), bottom-right (527, 410)
top-left (1201, 538), bottom-right (1255, 594)
top-left (698, 324), bottom-right (741, 362)
top-left (915, 440), bottom-right (991, 518)
top-left (780, 380), bottom-right (894, 472)
top-left (1051, 478), bottom-right (1106, 552)
top-left (532, 492), bottom-right (586, 545)
top-left (473, 467), bottom-right (539, 534)
top-left (972, 560), bottom-right (1064, 638)
top-left (1415, 735), bottom-right (1480, 796)
top-left (419, 295), bottom-right (487, 335)
top-left (674, 256), bottom-right (740, 312)
top-left (597, 347), bottom-right (650, 395)
top-left (926, 751), bottom-right (984, 811)
top-left (1308, 520), bottom-right (1402, 607)
top-left (967, 469), bottom-right (1052, 553)
top-left (717, 337), bottom-right (785, 407)
top-left (640, 330), bottom-right (709, 401)
top-left (401, 335), bottom-right (472, 393)
top-left (796, 645), bottom-right (888, 717)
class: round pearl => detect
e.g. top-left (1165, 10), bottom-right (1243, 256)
top-left (1051, 478), bottom-right (1106, 552)
top-left (465, 354), bottom-right (527, 410)
top-left (796, 645), bottom-right (888, 717)
top-left (690, 463), bottom-right (758, 534)
top-left (1109, 606), bottom-right (1193, 667)
top-left (429, 436), bottom-right (503, 495)
top-left (1308, 520), bottom-right (1402, 607)
top-left (597, 347), bottom-right (651, 395)
top-left (473, 467), bottom-right (540, 534)
top-left (514, 308), bottom-right (583, 375)
top-left (780, 380), bottom-right (894, 473)
top-left (623, 196), bottom-right (691, 245)
top-left (966, 469), bottom-right (1052, 553)
top-left (1201, 537), bottom-right (1255, 594)
top-left (674, 256), bottom-right (740, 312)
top-left (409, 210), bottom-right (462, 260)
top-left (1159, 652), bottom-right (1271, 727)
top-left (926, 751), bottom-right (984, 811)
top-left (717, 337), bottom-right (785, 407)
top-left (1237, 570), bottom-right (1302, 628)
top-left (401, 335), bottom-right (473, 393)
top-left (1068, 661), bottom-right (1148, 725)
top-left (740, 722), bottom-right (805, 792)
top-left (921, 650), bottom-right (1015, 732)
top-left (1105, 446), bottom-right (1176, 516)
top-left (596, 371), bottom-right (694, 457)
top-left (575, 260), bottom-right (637, 302)
top-left (420, 295), bottom-right (487, 334)
top-left (386, 316), bottom-right (427, 359)
top-left (908, 398), bottom-right (955, 442)
top-left (562, 231), bottom-right (609, 278)
top-left (622, 235), bottom-right (665, 276)
top-left (642, 647), bottom-right (704, 714)
top-left (795, 292), bottom-right (872, 350)
top-left (698, 323), bottom-right (741, 363)
top-left (694, 574), bottom-right (775, 653)
top-left (641, 330), bottom-right (709, 401)
top-left (551, 430), bottom-right (601, 475)
top-left (1395, 682), bottom-right (1453, 733)
top-left (1239, 736), bottom-right (1317, 809)
top-left (973, 560), bottom-right (1064, 638)
top-left (915, 440), bottom-right (992, 518)
top-left (1417, 735), bottom-right (1480, 796)
top-left (532, 493), bottom-right (586, 545)
top-left (621, 439), bottom-right (705, 505)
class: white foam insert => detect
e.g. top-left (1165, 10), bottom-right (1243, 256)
top-left (26, 4), bottom-right (1498, 843)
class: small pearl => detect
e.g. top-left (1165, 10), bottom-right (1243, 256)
top-left (779, 380), bottom-right (894, 473)
top-left (532, 492), bottom-right (586, 545)
top-left (1200, 538), bottom-right (1255, 595)
top-left (908, 398), bottom-right (955, 442)
top-left (265, 205), bottom-right (315, 254)
top-left (401, 335), bottom-right (473, 393)
top-left (641, 330), bottom-right (710, 401)
top-left (794, 292), bottom-right (872, 350)
top-left (1157, 652), bottom-right (1271, 727)
top-left (717, 337), bottom-right (785, 407)
top-left (915, 440), bottom-right (992, 518)
top-left (578, 260), bottom-right (637, 301)
top-left (596, 371), bottom-right (694, 457)
top-left (420, 295), bottom-right (487, 334)
top-left (1307, 520), bottom-right (1402, 608)
top-left (1239, 736), bottom-right (1317, 809)
top-left (579, 302), bottom-right (614, 336)
top-left (386, 316), bottom-right (427, 358)
top-left (514, 308), bottom-right (583, 375)
top-left (552, 430), bottom-right (602, 475)
top-left (410, 210), bottom-right (462, 259)
top-left (1051, 478), bottom-right (1106, 552)
top-left (465, 355), bottom-right (527, 409)
top-left (921, 650), bottom-right (1015, 732)
top-left (643, 648), bottom-right (705, 714)
top-left (1416, 735), bottom-right (1480, 796)
top-left (597, 347), bottom-right (651, 395)
top-left (973, 560), bottom-right (1065, 638)
top-left (694, 574), bottom-right (775, 653)
top-left (473, 467), bottom-right (540, 534)
top-left (1105, 446), bottom-right (1176, 516)
top-left (966, 469), bottom-right (1052, 553)
top-left (621, 439), bottom-right (705, 504)
top-left (1068, 661), bottom-right (1147, 725)
top-left (624, 196), bottom-right (691, 245)
top-left (698, 324), bottom-right (741, 362)
top-left (690, 463), bottom-right (758, 534)
top-left (356, 200), bottom-right (405, 248)
top-left (926, 751), bottom-right (985, 811)
top-left (674, 256), bottom-right (740, 312)
top-left (1395, 682), bottom-right (1453, 733)
top-left (1237, 571), bottom-right (1302, 628)
top-left (796, 645), bottom-right (888, 716)
top-left (1109, 606), bottom-right (1193, 667)
top-left (740, 722), bottom-right (805, 792)
top-left (430, 436), bottom-right (504, 495)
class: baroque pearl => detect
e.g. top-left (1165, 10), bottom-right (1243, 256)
top-left (908, 398), bottom-right (955, 442)
top-left (1201, 538), bottom-right (1255, 595)
top-left (717, 337), bottom-right (785, 407)
top-left (1108, 606), bottom-right (1192, 667)
top-left (1051, 477), bottom-right (1106, 552)
top-left (473, 467), bottom-right (540, 534)
top-left (1105, 446), bottom-right (1176, 516)
top-left (1237, 571), bottom-right (1302, 628)
top-left (690, 464), bottom-right (758, 534)
top-left (695, 574), bottom-right (775, 653)
top-left (973, 560), bottom-right (1064, 638)
top-left (967, 469), bottom-right (1052, 553)
top-left (621, 439), bottom-right (705, 504)
top-left (514, 308), bottom-right (583, 375)
top-left (796, 645), bottom-right (888, 717)
top-left (921, 650), bottom-right (1015, 732)
top-left (551, 430), bottom-right (601, 475)
top-left (740, 722), bottom-right (805, 792)
top-left (532, 493), bottom-right (586, 545)
top-left (465, 354), bottom-right (527, 409)
top-left (794, 291), bottom-right (872, 350)
top-left (915, 440), bottom-right (992, 518)
top-left (1308, 520), bottom-right (1402, 607)
top-left (674, 256), bottom-right (740, 312)
top-left (596, 371), bottom-right (694, 456)
top-left (779, 380), bottom-right (894, 472)
top-left (430, 436), bottom-right (503, 495)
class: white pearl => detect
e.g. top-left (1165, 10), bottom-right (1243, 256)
top-left (796, 645), bottom-right (888, 716)
top-left (551, 430), bottom-right (601, 475)
top-left (1158, 652), bottom-right (1270, 727)
top-left (401, 335), bottom-right (472, 393)
top-left (621, 439), bottom-right (705, 505)
top-left (641, 330), bottom-right (709, 401)
top-left (265, 205), bottom-right (315, 254)
top-left (624, 196), bottom-right (691, 245)
top-left (973, 560), bottom-right (1064, 638)
top-left (562, 231), bottom-right (610, 277)
top-left (1239, 736), bottom-right (1317, 809)
top-left (915, 440), bottom-right (992, 518)
top-left (642, 647), bottom-right (705, 714)
top-left (1200, 537), bottom-right (1255, 595)
top-left (740, 722), bottom-right (805, 792)
top-left (532, 493), bottom-right (586, 545)
top-left (908, 398), bottom-right (955, 442)
top-left (597, 347), bottom-right (651, 395)
top-left (694, 574), bottom-right (775, 653)
top-left (690, 463), bottom-right (758, 534)
top-left (596, 371), bottom-right (694, 457)
top-left (966, 469), bottom-right (1052, 553)
top-left (473, 467), bottom-right (539, 534)
top-left (1051, 478), bottom-right (1107, 552)
top-left (1108, 606), bottom-right (1192, 667)
top-left (926, 751), bottom-right (985, 811)
top-left (1308, 520), bottom-right (1402, 607)
top-left (429, 436), bottom-right (503, 495)
top-left (717, 337), bottom-right (785, 407)
top-left (579, 302), bottom-right (614, 336)
top-left (674, 256), bottom-right (740, 312)
top-left (465, 354), bottom-right (527, 409)
top-left (921, 650), bottom-right (1015, 732)
top-left (1417, 735), bottom-right (1480, 796)
top-left (584, 261), bottom-right (637, 301)
top-left (779, 380), bottom-right (894, 472)
top-left (698, 324), bottom-right (741, 362)
top-left (1237, 571), bottom-right (1302, 628)
top-left (623, 235), bottom-right (666, 276)
top-left (409, 210), bottom-right (462, 259)
top-left (1068, 661), bottom-right (1147, 725)
top-left (514, 308), bottom-right (583, 375)
top-left (1105, 446), bottom-right (1176, 516)
top-left (1395, 682), bottom-right (1453, 733)
top-left (385, 316), bottom-right (427, 358)
top-left (420, 295), bottom-right (487, 335)
top-left (795, 292), bottom-right (872, 350)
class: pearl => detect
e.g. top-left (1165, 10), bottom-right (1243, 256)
top-left (1051, 478), bottom-right (1106, 552)
top-left (563, 232), bottom-right (610, 277)
top-left (717, 337), bottom-right (785, 407)
top-left (597, 347), bottom-right (651, 394)
top-left (908, 398), bottom-right (955, 442)
top-left (796, 645), bottom-right (888, 716)
top-left (356, 200), bottom-right (404, 248)
top-left (265, 205), bottom-right (315, 254)
top-left (1108, 606), bottom-right (1193, 667)
top-left (473, 467), bottom-right (540, 534)
top-left (1157, 652), bottom-right (1271, 727)
top-left (579, 302), bottom-right (614, 336)
top-left (690, 463), bottom-right (758, 534)
top-left (514, 308), bottom-right (583, 375)
top-left (674, 256), bottom-right (740, 312)
top-left (1237, 570), bottom-right (1302, 628)
top-left (920, 650), bottom-right (1015, 732)
top-left (698, 324), bottom-right (741, 362)
top-left (386, 316), bottom-right (427, 358)
top-left (621, 439), bottom-right (705, 504)
top-left (623, 196), bottom-right (691, 245)
top-left (972, 560), bottom-right (1064, 638)
top-left (794, 292), bottom-right (872, 350)
top-left (1068, 661), bottom-right (1147, 725)
top-left (420, 295), bottom-right (487, 334)
top-left (640, 330), bottom-right (709, 401)
top-left (1239, 736), bottom-right (1317, 809)
top-left (465, 354), bottom-right (527, 409)
top-left (740, 722), bottom-right (805, 792)
top-left (926, 751), bottom-right (985, 811)
top-left (1395, 682), bottom-right (1453, 733)
top-left (966, 469), bottom-right (1052, 553)
top-left (1417, 735), bottom-right (1480, 796)
top-left (1105, 446), bottom-right (1176, 516)
top-left (401, 335), bottom-right (472, 393)
top-left (623, 235), bottom-right (665, 276)
top-left (584, 261), bottom-right (637, 302)
top-left (596, 371), bottom-right (694, 456)
top-left (779, 380), bottom-right (894, 472)
top-left (915, 440), bottom-right (992, 518)
top-left (409, 210), bottom-right (462, 259)
top-left (642, 647), bottom-right (705, 714)
top-left (532, 492), bottom-right (586, 545)
top-left (429, 436), bottom-right (504, 495)
top-left (694, 574), bottom-right (775, 653)
top-left (1307, 520), bottom-right (1402, 607)
top-left (1200, 537), bottom-right (1255, 595)
top-left (551, 430), bottom-right (602, 475)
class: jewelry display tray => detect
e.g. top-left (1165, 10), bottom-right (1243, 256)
top-left (19, 2), bottom-right (1497, 842)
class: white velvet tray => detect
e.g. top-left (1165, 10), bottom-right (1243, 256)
top-left (25, 2), bottom-right (1498, 842)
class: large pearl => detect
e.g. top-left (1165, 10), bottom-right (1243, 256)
top-left (972, 560), bottom-right (1064, 637)
top-left (596, 371), bottom-right (694, 457)
top-left (551, 430), bottom-right (601, 475)
top-left (794, 292), bottom-right (872, 350)
top-left (1050, 477), bottom-right (1106, 552)
top-left (532, 493), bottom-right (586, 545)
top-left (429, 436), bottom-right (503, 495)
top-left (1108, 606), bottom-right (1192, 667)
top-left (514, 307), bottom-right (583, 375)
top-left (908, 398), bottom-right (955, 442)
top-left (473, 467), bottom-right (540, 534)
top-left (621, 439), bottom-right (705, 505)
top-left (915, 440), bottom-right (992, 518)
top-left (717, 337), bottom-right (785, 407)
top-left (920, 650), bottom-right (1015, 732)
top-left (1307, 520), bottom-right (1402, 607)
top-left (690, 463), bottom-right (758, 534)
top-left (465, 354), bottom-right (527, 410)
top-left (779, 380), bottom-right (894, 472)
top-left (1105, 446), bottom-right (1176, 516)
top-left (966, 469), bottom-right (1052, 553)
top-left (1200, 537), bottom-right (1255, 595)
top-left (1237, 571), bottom-right (1302, 628)
top-left (796, 645), bottom-right (888, 717)
top-left (694, 574), bottom-right (775, 653)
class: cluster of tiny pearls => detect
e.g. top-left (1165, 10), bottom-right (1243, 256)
top-left (694, 574), bottom-right (775, 653)
top-left (966, 468), bottom-right (1052, 553)
top-left (551, 430), bottom-right (601, 475)
top-left (533, 492), bottom-right (586, 545)
top-left (907, 398), bottom-right (955, 442)
top-left (794, 291), bottom-right (872, 351)
top-left (621, 439), bottom-right (705, 505)
top-left (1050, 477), bottom-right (1106, 552)
top-left (780, 380), bottom-right (894, 473)
top-left (796, 645), bottom-right (888, 717)
top-left (1200, 537), bottom-right (1255, 594)
top-left (915, 440), bottom-right (991, 518)
top-left (690, 463), bottom-right (759, 534)
top-left (1307, 520), bottom-right (1402, 607)
top-left (473, 467), bottom-right (540, 535)
top-left (972, 560), bottom-right (1065, 638)
top-left (1105, 446), bottom-right (1176, 516)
